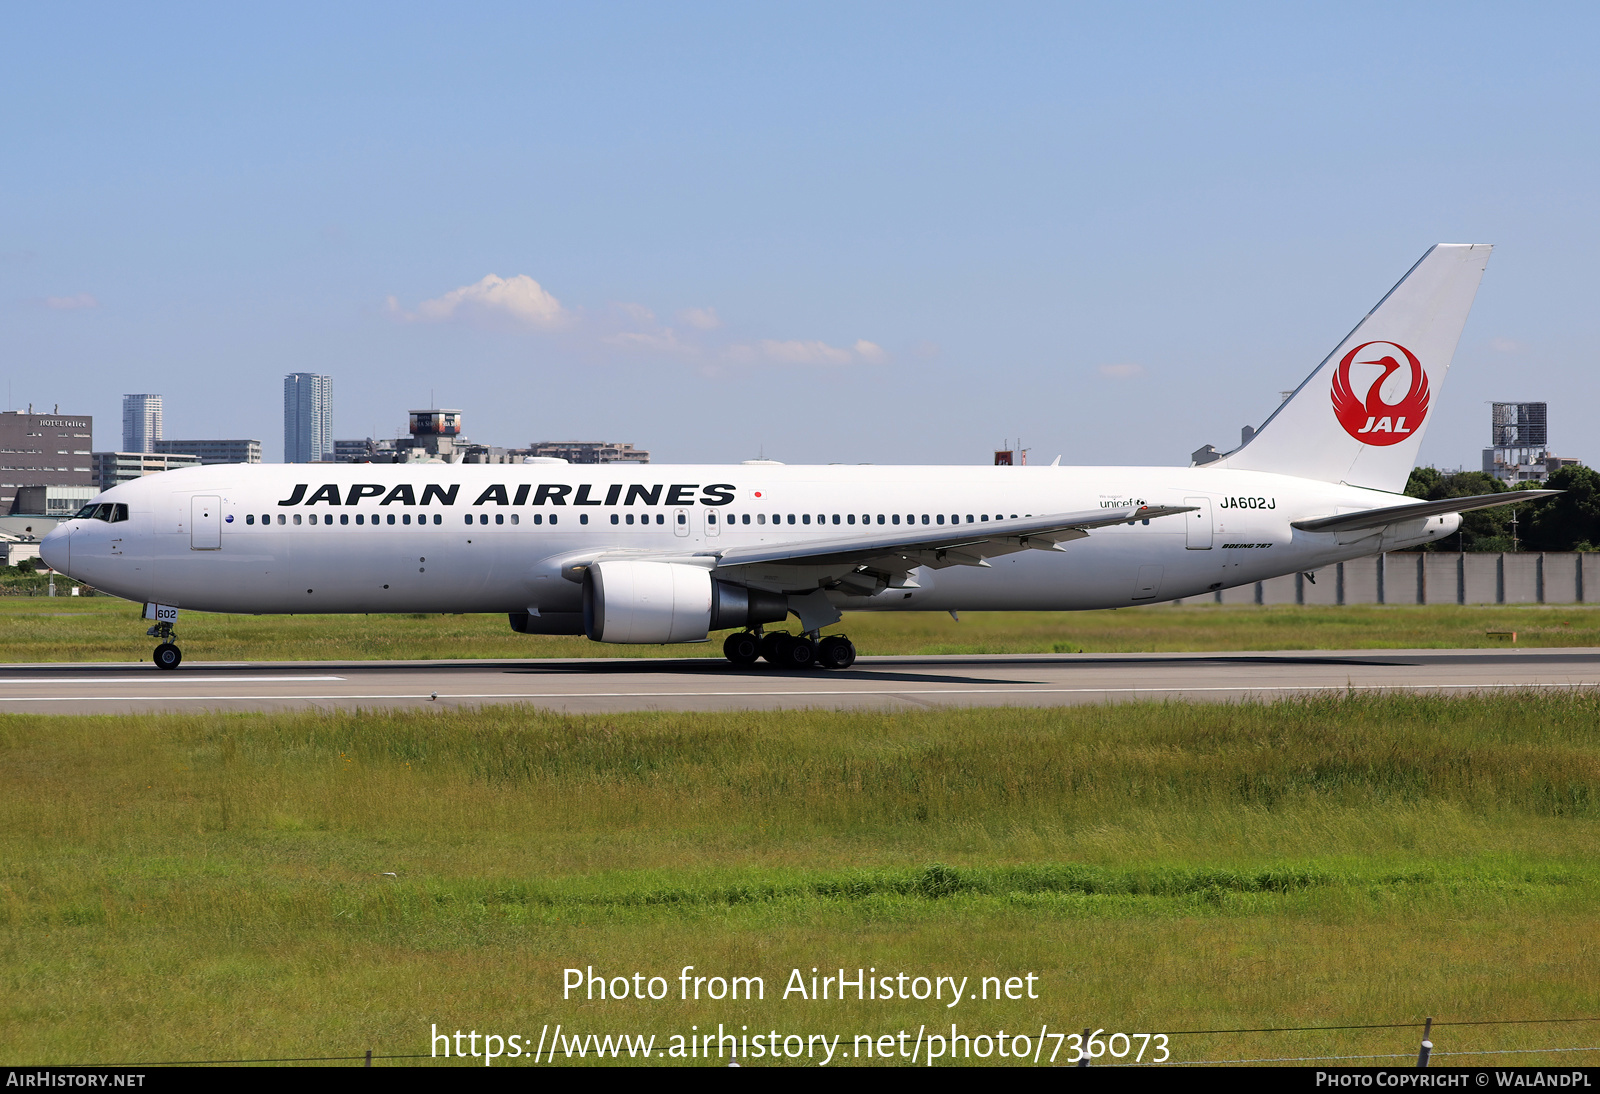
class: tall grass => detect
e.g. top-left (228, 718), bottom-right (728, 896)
top-left (3, 695), bottom-right (1599, 1065)
top-left (3, 599), bottom-right (1599, 661)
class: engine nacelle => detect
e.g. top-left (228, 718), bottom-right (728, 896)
top-left (582, 562), bottom-right (787, 643)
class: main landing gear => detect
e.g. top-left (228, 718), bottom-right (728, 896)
top-left (722, 629), bottom-right (856, 670)
top-left (147, 621), bottom-right (182, 670)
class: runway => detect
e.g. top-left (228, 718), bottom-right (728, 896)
top-left (1, 648), bottom-right (1598, 714)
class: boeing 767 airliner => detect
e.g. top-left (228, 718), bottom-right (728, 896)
top-left (43, 244), bottom-right (1552, 670)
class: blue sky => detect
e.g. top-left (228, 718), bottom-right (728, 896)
top-left (4, 3), bottom-right (1598, 467)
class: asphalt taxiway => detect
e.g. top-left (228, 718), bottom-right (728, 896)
top-left (1, 648), bottom-right (1597, 714)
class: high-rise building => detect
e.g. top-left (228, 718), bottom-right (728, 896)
top-left (121, 394), bottom-right (163, 453)
top-left (283, 374), bottom-right (332, 463)
top-left (154, 438), bottom-right (262, 465)
top-left (0, 409), bottom-right (94, 514)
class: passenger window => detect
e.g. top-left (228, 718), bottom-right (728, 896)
top-left (892, 514), bottom-right (900, 525)
top-left (757, 514), bottom-right (766, 525)
top-left (434, 514), bottom-right (442, 525)
top-left (580, 514), bottom-right (588, 525)
top-left (625, 513), bottom-right (633, 525)
top-left (847, 514), bottom-right (855, 525)
top-left (611, 514), bottom-right (620, 525)
top-left (465, 515), bottom-right (473, 525)
top-left (246, 514), bottom-right (255, 525)
top-left (832, 514), bottom-right (840, 525)
top-left (479, 514), bottom-right (488, 525)
top-left (511, 513), bottom-right (519, 525)
top-left (967, 515), bottom-right (974, 523)
top-left (340, 514), bottom-right (349, 525)
top-left (936, 514), bottom-right (945, 525)
top-left (387, 514), bottom-right (395, 525)
top-left (277, 514), bottom-right (286, 525)
top-left (403, 514), bottom-right (412, 525)
top-left (786, 514), bottom-right (795, 525)
top-left (742, 514), bottom-right (751, 525)
top-left (677, 513), bottom-right (686, 525)
top-left (356, 514), bottom-right (363, 525)
top-left (656, 514), bottom-right (664, 525)
top-left (496, 514), bottom-right (504, 525)
top-left (921, 514), bottom-right (929, 525)
top-left (294, 514), bottom-right (302, 525)
top-left (533, 513), bottom-right (543, 525)
top-left (550, 514), bottom-right (558, 525)
top-left (981, 514), bottom-right (989, 522)
top-left (802, 514), bottom-right (811, 525)
top-left (877, 514), bottom-right (885, 524)
top-left (708, 512), bottom-right (717, 524)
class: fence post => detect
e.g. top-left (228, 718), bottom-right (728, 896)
top-left (1416, 1017), bottom-right (1432, 1068)
top-left (1078, 1028), bottom-right (1091, 1066)
top-left (365, 1048), bottom-right (372, 1067)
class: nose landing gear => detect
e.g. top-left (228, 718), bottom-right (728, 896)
top-left (147, 621), bottom-right (182, 670)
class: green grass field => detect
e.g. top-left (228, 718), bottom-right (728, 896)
top-left (3, 597), bottom-right (1599, 663)
top-left (3, 694), bottom-right (1599, 1066)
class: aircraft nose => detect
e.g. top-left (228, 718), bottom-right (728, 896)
top-left (40, 524), bottom-right (69, 574)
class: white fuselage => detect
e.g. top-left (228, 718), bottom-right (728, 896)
top-left (43, 462), bottom-right (1456, 627)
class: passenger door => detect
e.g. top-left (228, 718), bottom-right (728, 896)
top-left (673, 507), bottom-right (690, 537)
top-left (703, 508), bottom-right (722, 537)
top-left (191, 496), bottom-right (221, 550)
top-left (1183, 496), bottom-right (1213, 550)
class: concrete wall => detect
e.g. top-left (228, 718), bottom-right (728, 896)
top-left (1174, 552), bottom-right (1600, 606)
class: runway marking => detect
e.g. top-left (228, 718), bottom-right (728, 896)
top-left (0, 681), bottom-right (1595, 703)
top-left (0, 676), bottom-right (345, 684)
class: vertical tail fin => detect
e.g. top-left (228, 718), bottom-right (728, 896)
top-left (1218, 244), bottom-right (1492, 492)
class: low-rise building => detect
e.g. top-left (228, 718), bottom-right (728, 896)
top-left (93, 451), bottom-right (203, 490)
top-left (8, 484), bottom-right (99, 518)
top-left (153, 438), bottom-right (261, 465)
top-left (519, 441), bottom-right (650, 464)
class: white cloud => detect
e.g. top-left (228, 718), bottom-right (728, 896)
top-left (41, 293), bottom-right (98, 311)
top-left (392, 274), bottom-right (569, 328)
top-left (605, 328), bottom-right (692, 355)
top-left (1098, 362), bottom-right (1145, 379)
top-left (615, 302), bottom-right (656, 324)
top-left (678, 306), bottom-right (722, 330)
top-left (724, 339), bottom-right (888, 367)
top-left (854, 339), bottom-right (888, 364)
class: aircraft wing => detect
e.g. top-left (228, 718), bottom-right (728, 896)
top-left (710, 504), bottom-right (1196, 573)
top-left (1290, 490), bottom-right (1560, 534)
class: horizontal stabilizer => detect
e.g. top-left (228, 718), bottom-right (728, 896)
top-left (1290, 490), bottom-right (1559, 534)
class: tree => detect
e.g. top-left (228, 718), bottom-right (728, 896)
top-left (1521, 465), bottom-right (1600, 552)
top-left (1401, 468), bottom-right (1517, 551)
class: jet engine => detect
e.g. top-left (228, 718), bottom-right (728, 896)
top-left (582, 561), bottom-right (786, 643)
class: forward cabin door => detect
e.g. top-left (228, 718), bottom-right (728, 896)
top-left (191, 496), bottom-right (221, 550)
top-left (703, 508), bottom-right (722, 537)
top-left (1183, 496), bottom-right (1213, 550)
top-left (673, 508), bottom-right (690, 537)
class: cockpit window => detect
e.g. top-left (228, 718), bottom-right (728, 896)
top-left (74, 503), bottom-right (100, 519)
top-left (73, 503), bottom-right (128, 522)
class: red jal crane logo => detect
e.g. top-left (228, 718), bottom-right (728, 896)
top-left (1330, 340), bottom-right (1429, 446)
